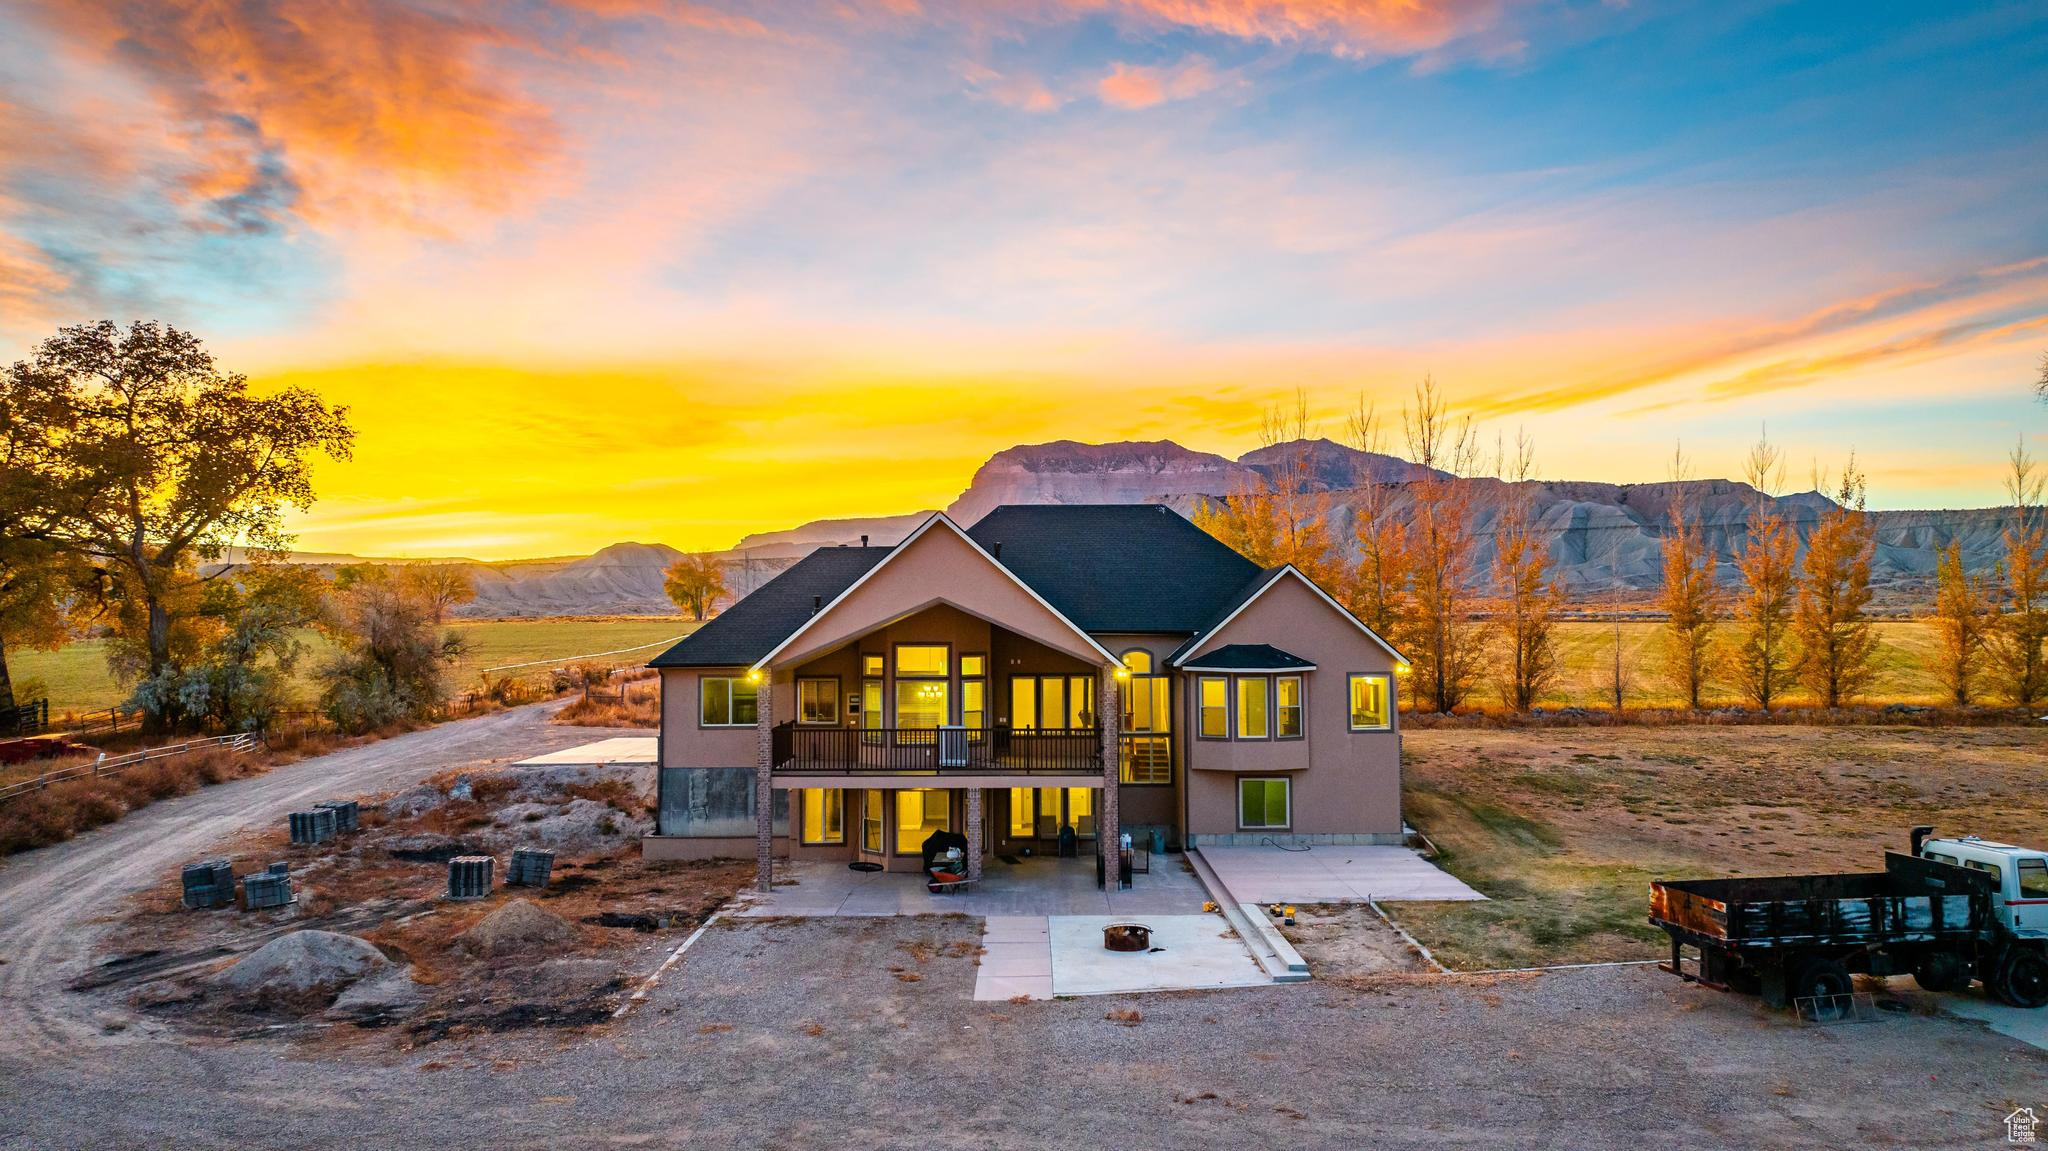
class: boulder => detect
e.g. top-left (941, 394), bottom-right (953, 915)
top-left (455, 898), bottom-right (577, 957)
top-left (215, 931), bottom-right (388, 999)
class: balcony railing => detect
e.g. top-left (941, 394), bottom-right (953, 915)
top-left (771, 723), bottom-right (1104, 776)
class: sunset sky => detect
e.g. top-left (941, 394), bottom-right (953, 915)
top-left (3, 1), bottom-right (2046, 559)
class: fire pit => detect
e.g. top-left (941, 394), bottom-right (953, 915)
top-left (1102, 922), bottom-right (1152, 952)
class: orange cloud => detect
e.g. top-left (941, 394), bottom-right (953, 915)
top-left (1097, 57), bottom-right (1228, 108)
top-left (1089, 0), bottom-right (1512, 59)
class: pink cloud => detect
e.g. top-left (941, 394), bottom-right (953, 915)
top-left (1097, 57), bottom-right (1229, 109)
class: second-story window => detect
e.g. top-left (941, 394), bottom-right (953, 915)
top-left (1198, 676), bottom-right (1228, 737)
top-left (1276, 675), bottom-right (1304, 738)
top-left (1235, 676), bottom-right (1269, 739)
top-left (700, 675), bottom-right (759, 727)
top-left (895, 644), bottom-right (949, 735)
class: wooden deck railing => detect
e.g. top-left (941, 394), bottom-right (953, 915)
top-left (772, 724), bottom-right (1105, 775)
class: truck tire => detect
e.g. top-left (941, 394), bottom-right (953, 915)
top-left (1990, 948), bottom-right (2048, 1009)
top-left (1912, 950), bottom-right (1969, 994)
top-left (1789, 957), bottom-right (1853, 1017)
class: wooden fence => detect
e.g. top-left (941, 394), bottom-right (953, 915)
top-left (0, 731), bottom-right (258, 805)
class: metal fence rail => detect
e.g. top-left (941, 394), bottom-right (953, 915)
top-left (0, 731), bottom-right (259, 805)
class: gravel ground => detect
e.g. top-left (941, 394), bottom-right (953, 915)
top-left (4, 913), bottom-right (2045, 1149)
top-left (2, 710), bottom-right (2043, 1149)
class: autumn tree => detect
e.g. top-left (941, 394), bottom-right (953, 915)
top-left (316, 564), bottom-right (466, 732)
top-left (1194, 391), bottom-right (1346, 589)
top-left (1659, 445), bottom-right (1721, 709)
top-left (1343, 395), bottom-right (1410, 639)
top-left (1990, 440), bottom-right (2048, 704)
top-left (6, 321), bottom-right (352, 731)
top-left (1401, 377), bottom-right (1487, 712)
top-left (1929, 541), bottom-right (1993, 705)
top-left (130, 564), bottom-right (326, 732)
top-left (401, 563), bottom-right (477, 624)
top-left (0, 357), bottom-right (97, 723)
top-left (1729, 429), bottom-right (1799, 711)
top-left (663, 553), bottom-right (729, 621)
top-left (1491, 430), bottom-right (1562, 712)
top-left (1793, 454), bottom-right (1879, 708)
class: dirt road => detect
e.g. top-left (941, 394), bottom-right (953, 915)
top-left (0, 703), bottom-right (633, 1063)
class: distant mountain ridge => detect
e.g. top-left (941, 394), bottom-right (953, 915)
top-left (278, 438), bottom-right (2025, 615)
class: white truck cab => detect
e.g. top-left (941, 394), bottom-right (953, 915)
top-left (1920, 835), bottom-right (2048, 938)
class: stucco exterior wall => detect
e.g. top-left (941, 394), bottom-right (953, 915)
top-left (658, 666), bottom-right (755, 768)
top-left (1179, 574), bottom-right (1403, 841)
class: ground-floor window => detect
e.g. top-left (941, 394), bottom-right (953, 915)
top-left (1004, 786), bottom-right (1095, 840)
top-left (1238, 777), bottom-right (1291, 830)
top-left (894, 788), bottom-right (950, 854)
top-left (862, 789), bottom-right (884, 852)
top-left (800, 788), bottom-right (844, 844)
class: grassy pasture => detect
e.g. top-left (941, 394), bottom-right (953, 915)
top-left (1394, 723), bottom-right (2048, 970)
top-left (14, 616), bottom-right (696, 715)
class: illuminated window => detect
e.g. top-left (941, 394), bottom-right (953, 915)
top-left (895, 644), bottom-right (948, 677)
top-left (1008, 788), bottom-right (1035, 837)
top-left (962, 678), bottom-right (986, 731)
top-left (1235, 677), bottom-right (1269, 739)
top-left (894, 788), bottom-right (950, 854)
top-left (960, 653), bottom-right (986, 677)
top-left (797, 678), bottom-right (839, 725)
top-left (800, 789), bottom-right (843, 844)
top-left (1122, 649), bottom-right (1152, 675)
top-left (1198, 677), bottom-right (1228, 738)
top-left (862, 790), bottom-right (883, 852)
top-left (861, 678), bottom-right (882, 743)
top-left (895, 680), bottom-right (949, 732)
top-left (1276, 676), bottom-right (1303, 739)
top-left (1349, 674), bottom-right (1391, 731)
top-left (1238, 778), bottom-right (1290, 830)
top-left (862, 653), bottom-right (885, 677)
top-left (700, 676), bottom-right (758, 727)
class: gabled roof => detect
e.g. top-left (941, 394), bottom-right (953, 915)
top-left (1180, 643), bottom-right (1317, 672)
top-left (1169, 564), bottom-right (1408, 669)
top-left (964, 504), bottom-right (1262, 633)
top-left (648, 546), bottom-right (890, 668)
top-left (750, 513), bottom-right (1115, 669)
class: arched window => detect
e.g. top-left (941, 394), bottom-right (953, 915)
top-left (1121, 649), bottom-right (1152, 675)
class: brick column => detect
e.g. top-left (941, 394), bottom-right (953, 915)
top-left (1098, 665), bottom-right (1121, 887)
top-left (965, 788), bottom-right (984, 882)
top-left (754, 673), bottom-right (774, 894)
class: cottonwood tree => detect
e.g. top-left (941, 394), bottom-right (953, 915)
top-left (1930, 540), bottom-right (1994, 706)
top-left (316, 564), bottom-right (466, 731)
top-left (1991, 440), bottom-right (2048, 704)
top-left (0, 362), bottom-right (96, 723)
top-left (1401, 377), bottom-right (1487, 713)
top-left (1344, 395), bottom-right (1411, 639)
top-left (1490, 430), bottom-right (1562, 712)
top-left (6, 322), bottom-right (352, 731)
top-left (1729, 429), bottom-right (1799, 711)
top-left (1793, 455), bottom-right (1879, 708)
top-left (131, 564), bottom-right (326, 732)
top-left (402, 564), bottom-right (477, 624)
top-left (1659, 445), bottom-right (1721, 710)
top-left (662, 553), bottom-right (729, 621)
top-left (1194, 391), bottom-right (1346, 589)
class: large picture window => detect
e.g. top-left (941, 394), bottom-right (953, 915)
top-left (800, 788), bottom-right (844, 844)
top-left (1009, 675), bottom-right (1096, 729)
top-left (1349, 674), bottom-right (1392, 731)
top-left (895, 644), bottom-right (949, 677)
top-left (1238, 777), bottom-right (1291, 830)
top-left (1119, 649), bottom-right (1172, 785)
top-left (1197, 677), bottom-right (1228, 738)
top-left (1235, 677), bottom-right (1269, 739)
top-left (798, 678), bottom-right (840, 725)
top-left (700, 676), bottom-right (759, 727)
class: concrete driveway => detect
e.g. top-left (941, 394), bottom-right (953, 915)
top-left (1196, 844), bottom-right (1485, 903)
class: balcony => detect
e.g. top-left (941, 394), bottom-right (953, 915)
top-left (771, 723), bottom-right (1105, 777)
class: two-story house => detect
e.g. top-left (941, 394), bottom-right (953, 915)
top-left (645, 504), bottom-right (1407, 891)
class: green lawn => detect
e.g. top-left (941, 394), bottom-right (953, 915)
top-left (13, 617), bottom-right (697, 716)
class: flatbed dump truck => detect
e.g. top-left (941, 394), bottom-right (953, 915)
top-left (1649, 828), bottom-right (2048, 1011)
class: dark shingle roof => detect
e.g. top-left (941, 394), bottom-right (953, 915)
top-left (1167, 566), bottom-right (1284, 663)
top-left (648, 547), bottom-right (891, 668)
top-left (965, 504), bottom-right (1261, 633)
top-left (1179, 643), bottom-right (1316, 671)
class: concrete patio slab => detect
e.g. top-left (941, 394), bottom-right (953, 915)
top-left (1047, 914), bottom-right (1269, 996)
top-left (734, 854), bottom-right (1212, 918)
top-left (1198, 844), bottom-right (1485, 904)
top-left (512, 737), bottom-right (656, 766)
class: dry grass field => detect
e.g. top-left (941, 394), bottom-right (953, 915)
top-left (1395, 723), bottom-right (2048, 971)
top-left (14, 617), bottom-right (696, 715)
